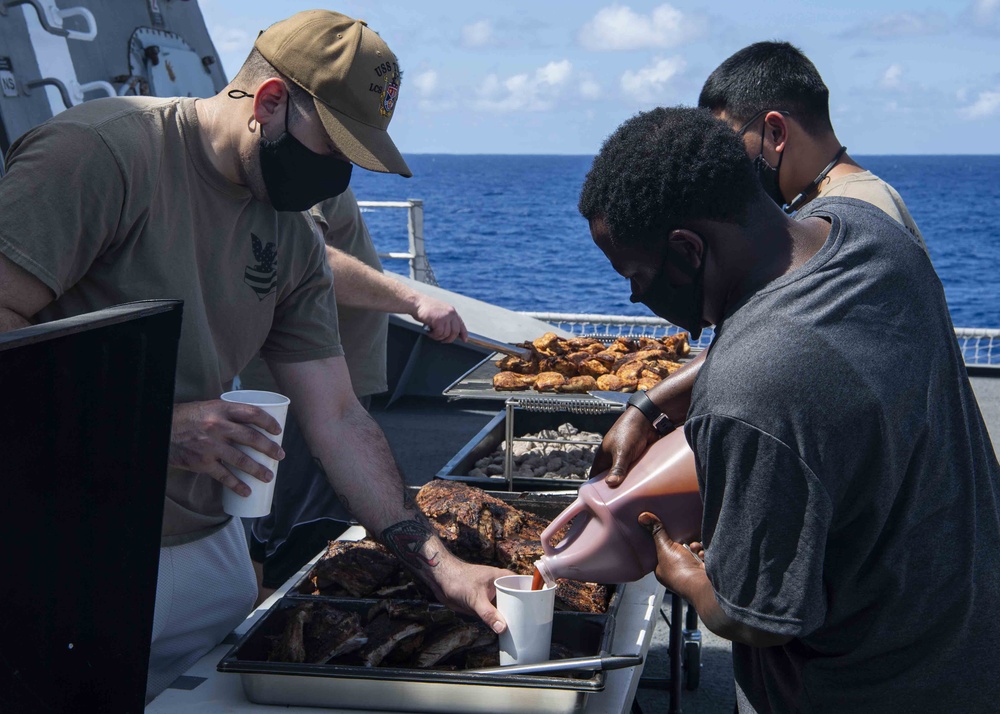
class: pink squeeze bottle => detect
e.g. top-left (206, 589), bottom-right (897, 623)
top-left (536, 428), bottom-right (702, 585)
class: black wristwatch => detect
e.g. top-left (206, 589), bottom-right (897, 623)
top-left (627, 390), bottom-right (676, 435)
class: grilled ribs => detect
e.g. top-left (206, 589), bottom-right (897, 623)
top-left (415, 480), bottom-right (610, 613)
top-left (267, 602), bottom-right (368, 664)
top-left (306, 538), bottom-right (404, 597)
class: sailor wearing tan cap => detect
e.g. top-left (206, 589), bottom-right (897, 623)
top-left (0, 10), bottom-right (510, 702)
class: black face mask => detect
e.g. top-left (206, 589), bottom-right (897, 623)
top-left (629, 239), bottom-right (708, 340)
top-left (229, 89), bottom-right (353, 212)
top-left (738, 109), bottom-right (787, 208)
top-left (751, 123), bottom-right (785, 208)
top-left (259, 101), bottom-right (353, 211)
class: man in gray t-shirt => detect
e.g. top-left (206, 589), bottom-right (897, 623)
top-left (579, 107), bottom-right (1000, 712)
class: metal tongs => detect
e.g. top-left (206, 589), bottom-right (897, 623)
top-left (459, 332), bottom-right (535, 362)
top-left (465, 654), bottom-right (643, 676)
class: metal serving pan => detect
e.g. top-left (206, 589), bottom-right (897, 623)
top-left (218, 596), bottom-right (616, 714)
top-left (436, 410), bottom-right (621, 490)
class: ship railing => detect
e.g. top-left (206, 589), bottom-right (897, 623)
top-left (357, 199), bottom-right (438, 286)
top-left (522, 312), bottom-right (1000, 367)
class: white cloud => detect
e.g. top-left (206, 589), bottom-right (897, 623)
top-left (412, 71), bottom-right (438, 97)
top-left (475, 60), bottom-right (574, 112)
top-left (972, 0), bottom-right (1000, 24)
top-left (462, 20), bottom-right (494, 48)
top-left (579, 4), bottom-right (705, 51)
top-left (211, 26), bottom-right (252, 53)
top-left (880, 64), bottom-right (903, 89)
top-left (537, 60), bottom-right (572, 85)
top-left (961, 89), bottom-right (1000, 118)
top-left (844, 11), bottom-right (949, 39)
top-left (620, 56), bottom-right (685, 101)
top-left (580, 77), bottom-right (602, 100)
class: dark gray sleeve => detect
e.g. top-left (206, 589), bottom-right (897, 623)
top-left (686, 414), bottom-right (833, 637)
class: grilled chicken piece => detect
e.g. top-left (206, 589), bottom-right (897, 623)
top-left (658, 359), bottom-right (684, 374)
top-left (662, 332), bottom-right (691, 359)
top-left (637, 376), bottom-right (660, 391)
top-left (414, 624), bottom-right (484, 668)
top-left (582, 342), bottom-right (606, 355)
top-left (565, 350), bottom-right (594, 365)
top-left (578, 359), bottom-right (610, 377)
top-left (596, 374), bottom-right (635, 392)
top-left (548, 358), bottom-right (579, 377)
top-left (641, 362), bottom-right (673, 379)
top-left (609, 337), bottom-right (639, 353)
top-left (304, 606), bottom-right (368, 663)
top-left (615, 361), bottom-right (646, 382)
top-left (556, 375), bottom-right (598, 393)
top-left (495, 353), bottom-right (538, 374)
top-left (591, 351), bottom-right (619, 365)
top-left (566, 337), bottom-right (603, 350)
top-left (532, 332), bottom-right (565, 355)
top-left (534, 372), bottom-right (567, 392)
top-left (493, 371), bottom-right (538, 390)
top-left (638, 337), bottom-right (666, 351)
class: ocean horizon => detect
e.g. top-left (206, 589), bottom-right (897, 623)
top-left (349, 154), bottom-right (1000, 330)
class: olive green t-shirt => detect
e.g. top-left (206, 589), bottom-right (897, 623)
top-left (817, 170), bottom-right (927, 253)
top-left (310, 189), bottom-right (389, 398)
top-left (0, 97), bottom-right (343, 545)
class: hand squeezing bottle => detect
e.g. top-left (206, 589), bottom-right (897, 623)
top-left (535, 428), bottom-right (701, 585)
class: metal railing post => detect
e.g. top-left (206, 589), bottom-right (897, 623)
top-left (407, 199), bottom-right (431, 284)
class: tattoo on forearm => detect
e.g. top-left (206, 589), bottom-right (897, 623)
top-left (381, 520), bottom-right (440, 570)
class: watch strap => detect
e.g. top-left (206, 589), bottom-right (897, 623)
top-left (627, 390), bottom-right (675, 435)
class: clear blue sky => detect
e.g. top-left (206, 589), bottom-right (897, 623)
top-left (199, 0), bottom-right (1000, 155)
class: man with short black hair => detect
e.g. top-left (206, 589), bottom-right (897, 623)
top-left (0, 10), bottom-right (507, 701)
top-left (698, 41), bottom-right (925, 247)
top-left (580, 106), bottom-right (1000, 713)
top-left (593, 40), bottom-right (929, 489)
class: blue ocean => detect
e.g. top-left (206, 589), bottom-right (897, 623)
top-left (350, 155), bottom-right (1000, 329)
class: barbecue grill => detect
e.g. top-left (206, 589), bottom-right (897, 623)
top-left (442, 354), bottom-right (704, 712)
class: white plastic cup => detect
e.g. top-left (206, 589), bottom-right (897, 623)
top-left (219, 390), bottom-right (290, 518)
top-left (494, 574), bottom-right (557, 666)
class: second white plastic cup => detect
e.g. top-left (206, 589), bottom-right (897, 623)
top-left (494, 574), bottom-right (556, 666)
top-left (219, 389), bottom-right (290, 518)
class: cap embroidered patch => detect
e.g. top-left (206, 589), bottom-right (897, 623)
top-left (380, 71), bottom-right (400, 118)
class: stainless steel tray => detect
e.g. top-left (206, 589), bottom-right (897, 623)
top-left (437, 410), bottom-right (621, 490)
top-left (217, 596), bottom-right (615, 714)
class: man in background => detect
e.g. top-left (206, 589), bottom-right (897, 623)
top-left (593, 40), bottom-right (929, 485)
top-left (242, 187), bottom-right (468, 598)
top-left (699, 41), bottom-right (925, 249)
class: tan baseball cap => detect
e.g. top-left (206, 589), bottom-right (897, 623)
top-left (255, 10), bottom-right (411, 178)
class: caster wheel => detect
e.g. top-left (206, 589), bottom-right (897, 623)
top-left (684, 640), bottom-right (701, 690)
